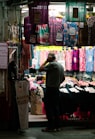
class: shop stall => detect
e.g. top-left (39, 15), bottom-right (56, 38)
top-left (1, 1), bottom-right (95, 129)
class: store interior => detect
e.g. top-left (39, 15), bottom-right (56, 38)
top-left (1, 1), bottom-right (95, 130)
top-left (19, 2), bottom-right (95, 123)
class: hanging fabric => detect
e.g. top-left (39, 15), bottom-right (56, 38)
top-left (79, 47), bottom-right (86, 72)
top-left (29, 0), bottom-right (49, 25)
top-left (86, 47), bottom-right (94, 72)
top-left (49, 16), bottom-right (63, 45)
top-left (24, 16), bottom-right (32, 44)
top-left (72, 48), bottom-right (79, 71)
top-left (65, 49), bottom-right (73, 71)
top-left (62, 21), bottom-right (78, 47)
top-left (36, 24), bottom-right (49, 45)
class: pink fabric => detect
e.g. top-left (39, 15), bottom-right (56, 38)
top-left (79, 48), bottom-right (86, 72)
top-left (36, 24), bottom-right (49, 45)
top-left (42, 102), bottom-right (46, 114)
top-left (60, 77), bottom-right (79, 87)
top-left (49, 16), bottom-right (63, 45)
top-left (37, 80), bottom-right (44, 84)
top-left (40, 51), bottom-right (48, 66)
top-left (78, 80), bottom-right (89, 86)
top-left (26, 78), bottom-right (37, 90)
top-left (65, 50), bottom-right (73, 71)
top-left (89, 81), bottom-right (95, 86)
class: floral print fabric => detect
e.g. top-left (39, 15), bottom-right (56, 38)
top-left (65, 49), bottom-right (73, 71)
top-left (86, 47), bottom-right (94, 72)
top-left (79, 47), bottom-right (86, 72)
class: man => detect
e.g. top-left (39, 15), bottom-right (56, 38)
top-left (39, 52), bottom-right (65, 132)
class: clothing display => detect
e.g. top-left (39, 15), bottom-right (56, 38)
top-left (59, 77), bottom-right (95, 119)
top-left (49, 16), bottom-right (63, 45)
top-left (26, 76), bottom-right (44, 115)
top-left (79, 47), bottom-right (86, 72)
top-left (8, 23), bottom-right (19, 43)
top-left (72, 49), bottom-right (79, 71)
top-left (86, 47), bottom-right (94, 72)
top-left (36, 24), bottom-right (49, 45)
top-left (87, 16), bottom-right (95, 45)
top-left (62, 21), bottom-right (78, 47)
top-left (2, 1), bottom-right (95, 132)
top-left (32, 46), bottom-right (95, 72)
top-left (3, 3), bottom-right (95, 128)
top-left (65, 49), bottom-right (73, 71)
top-left (29, 1), bottom-right (49, 25)
top-left (24, 74), bottom-right (95, 120)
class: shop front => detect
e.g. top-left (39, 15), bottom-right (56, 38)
top-left (1, 0), bottom-right (95, 130)
top-left (26, 0), bottom-right (95, 126)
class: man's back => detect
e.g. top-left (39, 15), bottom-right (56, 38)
top-left (45, 61), bottom-right (64, 87)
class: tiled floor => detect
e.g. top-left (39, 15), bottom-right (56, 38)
top-left (1, 113), bottom-right (95, 139)
top-left (1, 113), bottom-right (95, 138)
top-left (1, 127), bottom-right (95, 139)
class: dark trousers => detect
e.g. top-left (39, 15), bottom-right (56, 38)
top-left (44, 87), bottom-right (61, 129)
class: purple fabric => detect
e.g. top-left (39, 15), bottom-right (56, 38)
top-left (24, 16), bottom-right (30, 25)
top-left (24, 16), bottom-right (32, 43)
top-left (29, 1), bottom-right (49, 25)
top-left (72, 49), bottom-right (79, 71)
top-left (49, 16), bottom-right (63, 45)
top-left (49, 17), bottom-right (56, 45)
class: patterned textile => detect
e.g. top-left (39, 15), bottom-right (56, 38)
top-left (32, 47), bottom-right (95, 72)
top-left (33, 50), bottom-right (40, 69)
top-left (78, 80), bottom-right (89, 86)
top-left (65, 49), bottom-right (73, 71)
top-left (30, 85), bottom-right (44, 115)
top-left (49, 16), bottom-right (63, 45)
top-left (68, 22), bottom-right (78, 46)
top-left (87, 16), bottom-right (95, 27)
top-left (29, 1), bottom-right (49, 25)
top-left (86, 47), bottom-right (94, 72)
top-left (87, 17), bottom-right (95, 45)
top-left (11, 24), bottom-right (19, 43)
top-left (62, 21), bottom-right (78, 47)
top-left (72, 49), bottom-right (79, 71)
top-left (57, 51), bottom-right (66, 71)
top-left (36, 24), bottom-right (49, 45)
top-left (88, 24), bottom-right (95, 46)
top-left (79, 47), bottom-right (86, 72)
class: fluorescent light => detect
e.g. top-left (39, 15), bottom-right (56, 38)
top-left (21, 7), bottom-right (29, 13)
top-left (93, 7), bottom-right (95, 12)
top-left (49, 5), bottom-right (66, 17)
